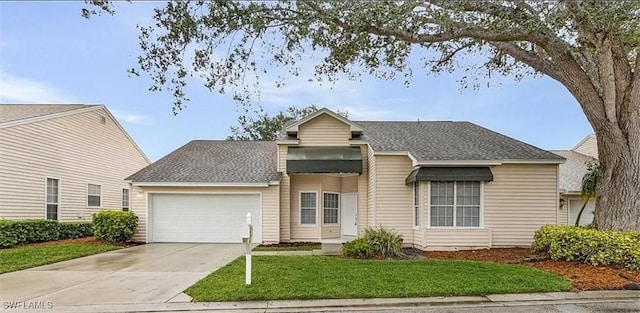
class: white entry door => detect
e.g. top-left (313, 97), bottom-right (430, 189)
top-left (341, 193), bottom-right (358, 236)
top-left (569, 199), bottom-right (595, 226)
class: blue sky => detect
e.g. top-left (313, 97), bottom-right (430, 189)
top-left (0, 1), bottom-right (593, 161)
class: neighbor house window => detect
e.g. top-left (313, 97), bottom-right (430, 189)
top-left (46, 178), bottom-right (59, 220)
top-left (413, 182), bottom-right (420, 227)
top-left (430, 181), bottom-right (480, 227)
top-left (300, 192), bottom-right (317, 225)
top-left (122, 189), bottom-right (129, 211)
top-left (87, 184), bottom-right (102, 207)
top-left (323, 192), bottom-right (339, 224)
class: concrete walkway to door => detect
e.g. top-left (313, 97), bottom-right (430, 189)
top-left (0, 243), bottom-right (244, 306)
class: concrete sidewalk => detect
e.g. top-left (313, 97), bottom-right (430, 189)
top-left (4, 290), bottom-right (639, 313)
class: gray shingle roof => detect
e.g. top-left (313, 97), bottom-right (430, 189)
top-left (551, 150), bottom-right (597, 193)
top-left (0, 104), bottom-right (95, 123)
top-left (358, 121), bottom-right (564, 161)
top-left (127, 140), bottom-right (279, 183)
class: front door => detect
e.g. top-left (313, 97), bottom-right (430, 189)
top-left (341, 193), bottom-right (358, 236)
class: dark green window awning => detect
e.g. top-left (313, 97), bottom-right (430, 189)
top-left (287, 147), bottom-right (362, 174)
top-left (405, 167), bottom-right (493, 184)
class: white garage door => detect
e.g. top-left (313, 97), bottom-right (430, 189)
top-left (151, 194), bottom-right (261, 243)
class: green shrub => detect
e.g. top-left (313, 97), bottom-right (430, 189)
top-left (532, 225), bottom-right (640, 269)
top-left (341, 238), bottom-right (373, 259)
top-left (0, 220), bottom-right (94, 248)
top-left (59, 222), bottom-right (94, 239)
top-left (92, 210), bottom-right (138, 244)
top-left (363, 227), bottom-right (405, 258)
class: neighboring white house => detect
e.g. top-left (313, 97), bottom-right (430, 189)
top-left (0, 104), bottom-right (150, 221)
top-left (552, 134), bottom-right (598, 226)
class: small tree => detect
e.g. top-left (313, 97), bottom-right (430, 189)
top-left (575, 162), bottom-right (601, 227)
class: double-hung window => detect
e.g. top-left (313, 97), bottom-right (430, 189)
top-left (122, 189), bottom-right (130, 211)
top-left (46, 178), bottom-right (59, 220)
top-left (87, 184), bottom-right (102, 207)
top-left (323, 192), bottom-right (339, 224)
top-left (430, 181), bottom-right (480, 227)
top-left (300, 192), bottom-right (317, 225)
top-left (413, 182), bottom-right (420, 227)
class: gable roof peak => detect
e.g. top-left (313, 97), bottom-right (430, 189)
top-left (284, 107), bottom-right (363, 133)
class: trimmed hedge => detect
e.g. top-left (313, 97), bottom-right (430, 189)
top-left (0, 219), bottom-right (93, 249)
top-left (92, 210), bottom-right (138, 244)
top-left (532, 225), bottom-right (640, 269)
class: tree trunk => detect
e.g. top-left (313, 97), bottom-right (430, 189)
top-left (575, 197), bottom-right (591, 227)
top-left (592, 121), bottom-right (640, 231)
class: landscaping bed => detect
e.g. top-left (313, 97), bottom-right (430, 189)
top-left (423, 248), bottom-right (640, 290)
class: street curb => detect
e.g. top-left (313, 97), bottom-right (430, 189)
top-left (5, 290), bottom-right (640, 313)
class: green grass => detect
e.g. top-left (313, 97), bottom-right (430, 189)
top-left (0, 241), bottom-right (120, 274)
top-left (185, 256), bottom-right (571, 301)
top-left (252, 244), bottom-right (321, 251)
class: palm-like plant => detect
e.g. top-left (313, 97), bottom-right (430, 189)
top-left (575, 162), bottom-right (601, 227)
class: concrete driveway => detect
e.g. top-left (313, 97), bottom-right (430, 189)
top-left (0, 243), bottom-right (244, 306)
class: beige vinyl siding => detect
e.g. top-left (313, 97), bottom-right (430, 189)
top-left (357, 145), bottom-right (369, 233)
top-left (0, 108), bottom-right (149, 221)
top-left (297, 113), bottom-right (351, 146)
top-left (341, 176), bottom-right (358, 193)
top-left (130, 185), bottom-right (280, 243)
top-left (373, 155), bottom-right (415, 245)
top-left (367, 146), bottom-right (377, 227)
top-left (278, 144), bottom-right (291, 240)
top-left (424, 229), bottom-right (492, 250)
top-left (573, 135), bottom-right (598, 158)
top-left (484, 164), bottom-right (559, 247)
top-left (290, 175), bottom-right (321, 240)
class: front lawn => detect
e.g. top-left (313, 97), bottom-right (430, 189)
top-left (0, 238), bottom-right (120, 274)
top-left (185, 256), bottom-right (571, 301)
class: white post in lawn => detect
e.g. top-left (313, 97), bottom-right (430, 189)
top-left (245, 212), bottom-right (253, 285)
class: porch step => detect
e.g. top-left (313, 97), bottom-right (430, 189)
top-left (317, 242), bottom-right (344, 256)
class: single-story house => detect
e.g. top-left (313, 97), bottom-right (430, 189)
top-left (0, 104), bottom-right (150, 221)
top-left (127, 108), bottom-right (567, 250)
top-left (552, 134), bottom-right (598, 226)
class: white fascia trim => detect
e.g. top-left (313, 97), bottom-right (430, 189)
top-left (0, 105), bottom-right (104, 129)
top-left (132, 182), bottom-right (270, 187)
top-left (276, 140), bottom-right (299, 145)
top-left (349, 140), bottom-right (368, 145)
top-left (373, 150), bottom-right (418, 165)
top-left (268, 181), bottom-right (281, 186)
top-left (415, 160), bottom-right (503, 166)
top-left (501, 159), bottom-right (565, 164)
top-left (285, 109), bottom-right (363, 133)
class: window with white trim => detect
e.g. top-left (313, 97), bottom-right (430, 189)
top-left (122, 189), bottom-right (130, 211)
top-left (430, 181), bottom-right (480, 227)
top-left (46, 178), bottom-right (59, 220)
top-left (87, 184), bottom-right (102, 207)
top-left (323, 192), bottom-right (339, 224)
top-left (413, 182), bottom-right (420, 227)
top-left (300, 192), bottom-right (317, 225)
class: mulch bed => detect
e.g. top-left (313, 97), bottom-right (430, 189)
top-left (423, 248), bottom-right (640, 291)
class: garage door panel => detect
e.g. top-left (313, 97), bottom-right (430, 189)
top-left (151, 194), bottom-right (262, 243)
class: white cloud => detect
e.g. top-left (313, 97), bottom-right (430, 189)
top-left (111, 109), bottom-right (152, 125)
top-left (0, 70), bottom-right (75, 103)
